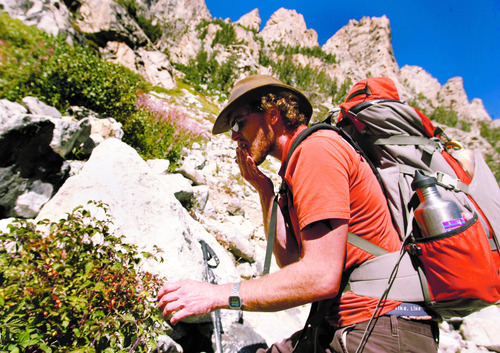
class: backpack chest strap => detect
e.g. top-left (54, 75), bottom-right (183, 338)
top-left (399, 165), bottom-right (469, 194)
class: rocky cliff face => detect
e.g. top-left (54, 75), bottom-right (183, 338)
top-left (261, 8), bottom-right (319, 48)
top-left (323, 16), bottom-right (400, 85)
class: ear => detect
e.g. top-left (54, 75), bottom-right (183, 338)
top-left (265, 105), bottom-right (280, 125)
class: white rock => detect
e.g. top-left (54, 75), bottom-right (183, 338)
top-left (236, 8), bottom-right (261, 31)
top-left (261, 8), bottom-right (318, 48)
top-left (36, 138), bottom-right (240, 287)
top-left (460, 306), bottom-right (500, 352)
top-left (22, 96), bottom-right (61, 119)
top-left (14, 180), bottom-right (53, 218)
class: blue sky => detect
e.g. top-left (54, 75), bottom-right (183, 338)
top-left (205, 0), bottom-right (500, 120)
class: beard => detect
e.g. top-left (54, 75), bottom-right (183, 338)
top-left (249, 125), bottom-right (276, 166)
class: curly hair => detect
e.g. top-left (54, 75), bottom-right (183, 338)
top-left (258, 93), bottom-right (309, 130)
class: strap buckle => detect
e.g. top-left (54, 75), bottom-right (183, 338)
top-left (434, 171), bottom-right (469, 194)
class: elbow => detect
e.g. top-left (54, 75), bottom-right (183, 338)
top-left (313, 271), bottom-right (342, 301)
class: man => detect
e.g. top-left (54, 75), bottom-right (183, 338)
top-left (157, 75), bottom-right (438, 352)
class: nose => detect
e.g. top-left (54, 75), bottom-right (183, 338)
top-left (231, 130), bottom-right (241, 141)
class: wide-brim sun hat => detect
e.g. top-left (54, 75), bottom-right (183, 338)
top-left (212, 75), bottom-right (313, 135)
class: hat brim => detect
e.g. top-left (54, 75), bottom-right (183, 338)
top-left (212, 83), bottom-right (313, 135)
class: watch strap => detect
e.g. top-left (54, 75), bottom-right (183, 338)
top-left (229, 282), bottom-right (242, 309)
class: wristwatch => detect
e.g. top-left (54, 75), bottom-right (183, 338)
top-left (228, 282), bottom-right (242, 309)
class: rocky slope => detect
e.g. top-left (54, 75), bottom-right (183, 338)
top-left (1, 0), bottom-right (499, 352)
top-left (1, 0), bottom-right (494, 126)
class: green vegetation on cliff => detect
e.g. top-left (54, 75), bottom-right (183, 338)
top-left (0, 13), bottom-right (204, 169)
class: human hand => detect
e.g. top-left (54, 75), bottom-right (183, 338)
top-left (157, 279), bottom-right (224, 325)
top-left (236, 146), bottom-right (273, 194)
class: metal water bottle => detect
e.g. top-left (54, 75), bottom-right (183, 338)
top-left (411, 170), bottom-right (465, 237)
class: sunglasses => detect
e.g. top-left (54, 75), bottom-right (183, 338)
top-left (231, 117), bottom-right (248, 133)
top-left (231, 106), bottom-right (262, 134)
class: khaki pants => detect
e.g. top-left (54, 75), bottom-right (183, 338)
top-left (252, 316), bottom-right (438, 353)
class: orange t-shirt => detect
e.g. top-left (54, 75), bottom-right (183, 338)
top-left (278, 126), bottom-right (402, 327)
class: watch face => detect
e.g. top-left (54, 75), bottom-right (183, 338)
top-left (229, 296), bottom-right (241, 308)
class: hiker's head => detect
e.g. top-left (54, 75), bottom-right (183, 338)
top-left (212, 75), bottom-right (312, 135)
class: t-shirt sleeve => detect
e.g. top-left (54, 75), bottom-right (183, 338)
top-left (286, 134), bottom-right (355, 230)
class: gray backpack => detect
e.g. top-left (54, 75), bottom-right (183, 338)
top-left (264, 77), bottom-right (500, 320)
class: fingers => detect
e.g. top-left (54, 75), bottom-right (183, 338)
top-left (157, 281), bottom-right (181, 301)
top-left (157, 282), bottom-right (183, 323)
top-left (236, 147), bottom-right (261, 180)
top-left (235, 146), bottom-right (252, 171)
top-left (156, 280), bottom-right (217, 325)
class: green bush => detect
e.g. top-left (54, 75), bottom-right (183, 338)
top-left (0, 13), bottom-right (147, 127)
top-left (0, 202), bottom-right (166, 352)
top-left (274, 44), bottom-right (337, 64)
top-left (174, 50), bottom-right (238, 96)
top-left (332, 77), bottom-right (352, 105)
top-left (430, 107), bottom-right (472, 132)
top-left (196, 19), bottom-right (238, 47)
top-left (212, 22), bottom-right (236, 47)
top-left (480, 121), bottom-right (500, 148)
top-left (430, 107), bottom-right (459, 127)
top-left (1, 13), bottom-right (205, 165)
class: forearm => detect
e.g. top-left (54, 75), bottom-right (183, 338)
top-left (158, 220), bottom-right (347, 323)
top-left (238, 220), bottom-right (348, 311)
top-left (238, 260), bottom-right (337, 312)
top-left (234, 147), bottom-right (298, 266)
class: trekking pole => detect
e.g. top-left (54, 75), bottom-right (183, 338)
top-left (200, 240), bottom-right (223, 353)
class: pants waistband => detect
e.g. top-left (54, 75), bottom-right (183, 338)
top-left (354, 314), bottom-right (436, 337)
top-left (385, 302), bottom-right (430, 317)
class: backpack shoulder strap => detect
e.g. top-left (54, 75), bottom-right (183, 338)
top-left (283, 123), bottom-right (341, 170)
top-left (347, 232), bottom-right (389, 256)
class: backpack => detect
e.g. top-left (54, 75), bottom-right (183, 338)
top-left (263, 77), bottom-right (500, 320)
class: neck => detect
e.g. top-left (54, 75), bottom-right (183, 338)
top-left (270, 127), bottom-right (299, 162)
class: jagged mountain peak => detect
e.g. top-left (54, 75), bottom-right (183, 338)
top-left (235, 8), bottom-right (261, 31)
top-left (322, 15), bottom-right (399, 83)
top-left (261, 7), bottom-right (319, 48)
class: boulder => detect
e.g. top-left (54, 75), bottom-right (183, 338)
top-left (0, 99), bottom-right (28, 130)
top-left (75, 0), bottom-right (150, 48)
top-left (0, 120), bottom-right (69, 218)
top-left (22, 96), bottom-right (62, 118)
top-left (460, 306), bottom-right (500, 352)
top-left (36, 138), bottom-right (239, 285)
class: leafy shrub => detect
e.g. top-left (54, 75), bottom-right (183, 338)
top-left (196, 19), bottom-right (238, 47)
top-left (480, 121), bottom-right (500, 148)
top-left (430, 107), bottom-right (471, 132)
top-left (0, 202), bottom-right (166, 352)
top-left (0, 13), bottom-right (147, 129)
top-left (266, 56), bottom-right (346, 111)
top-left (258, 49), bottom-right (271, 67)
top-left (174, 50), bottom-right (238, 96)
top-left (430, 107), bottom-right (459, 127)
top-left (132, 94), bottom-right (207, 170)
top-left (1, 13), bottom-right (204, 165)
top-left (332, 77), bottom-right (352, 105)
top-left (212, 22), bottom-right (236, 47)
top-left (274, 44), bottom-right (337, 64)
